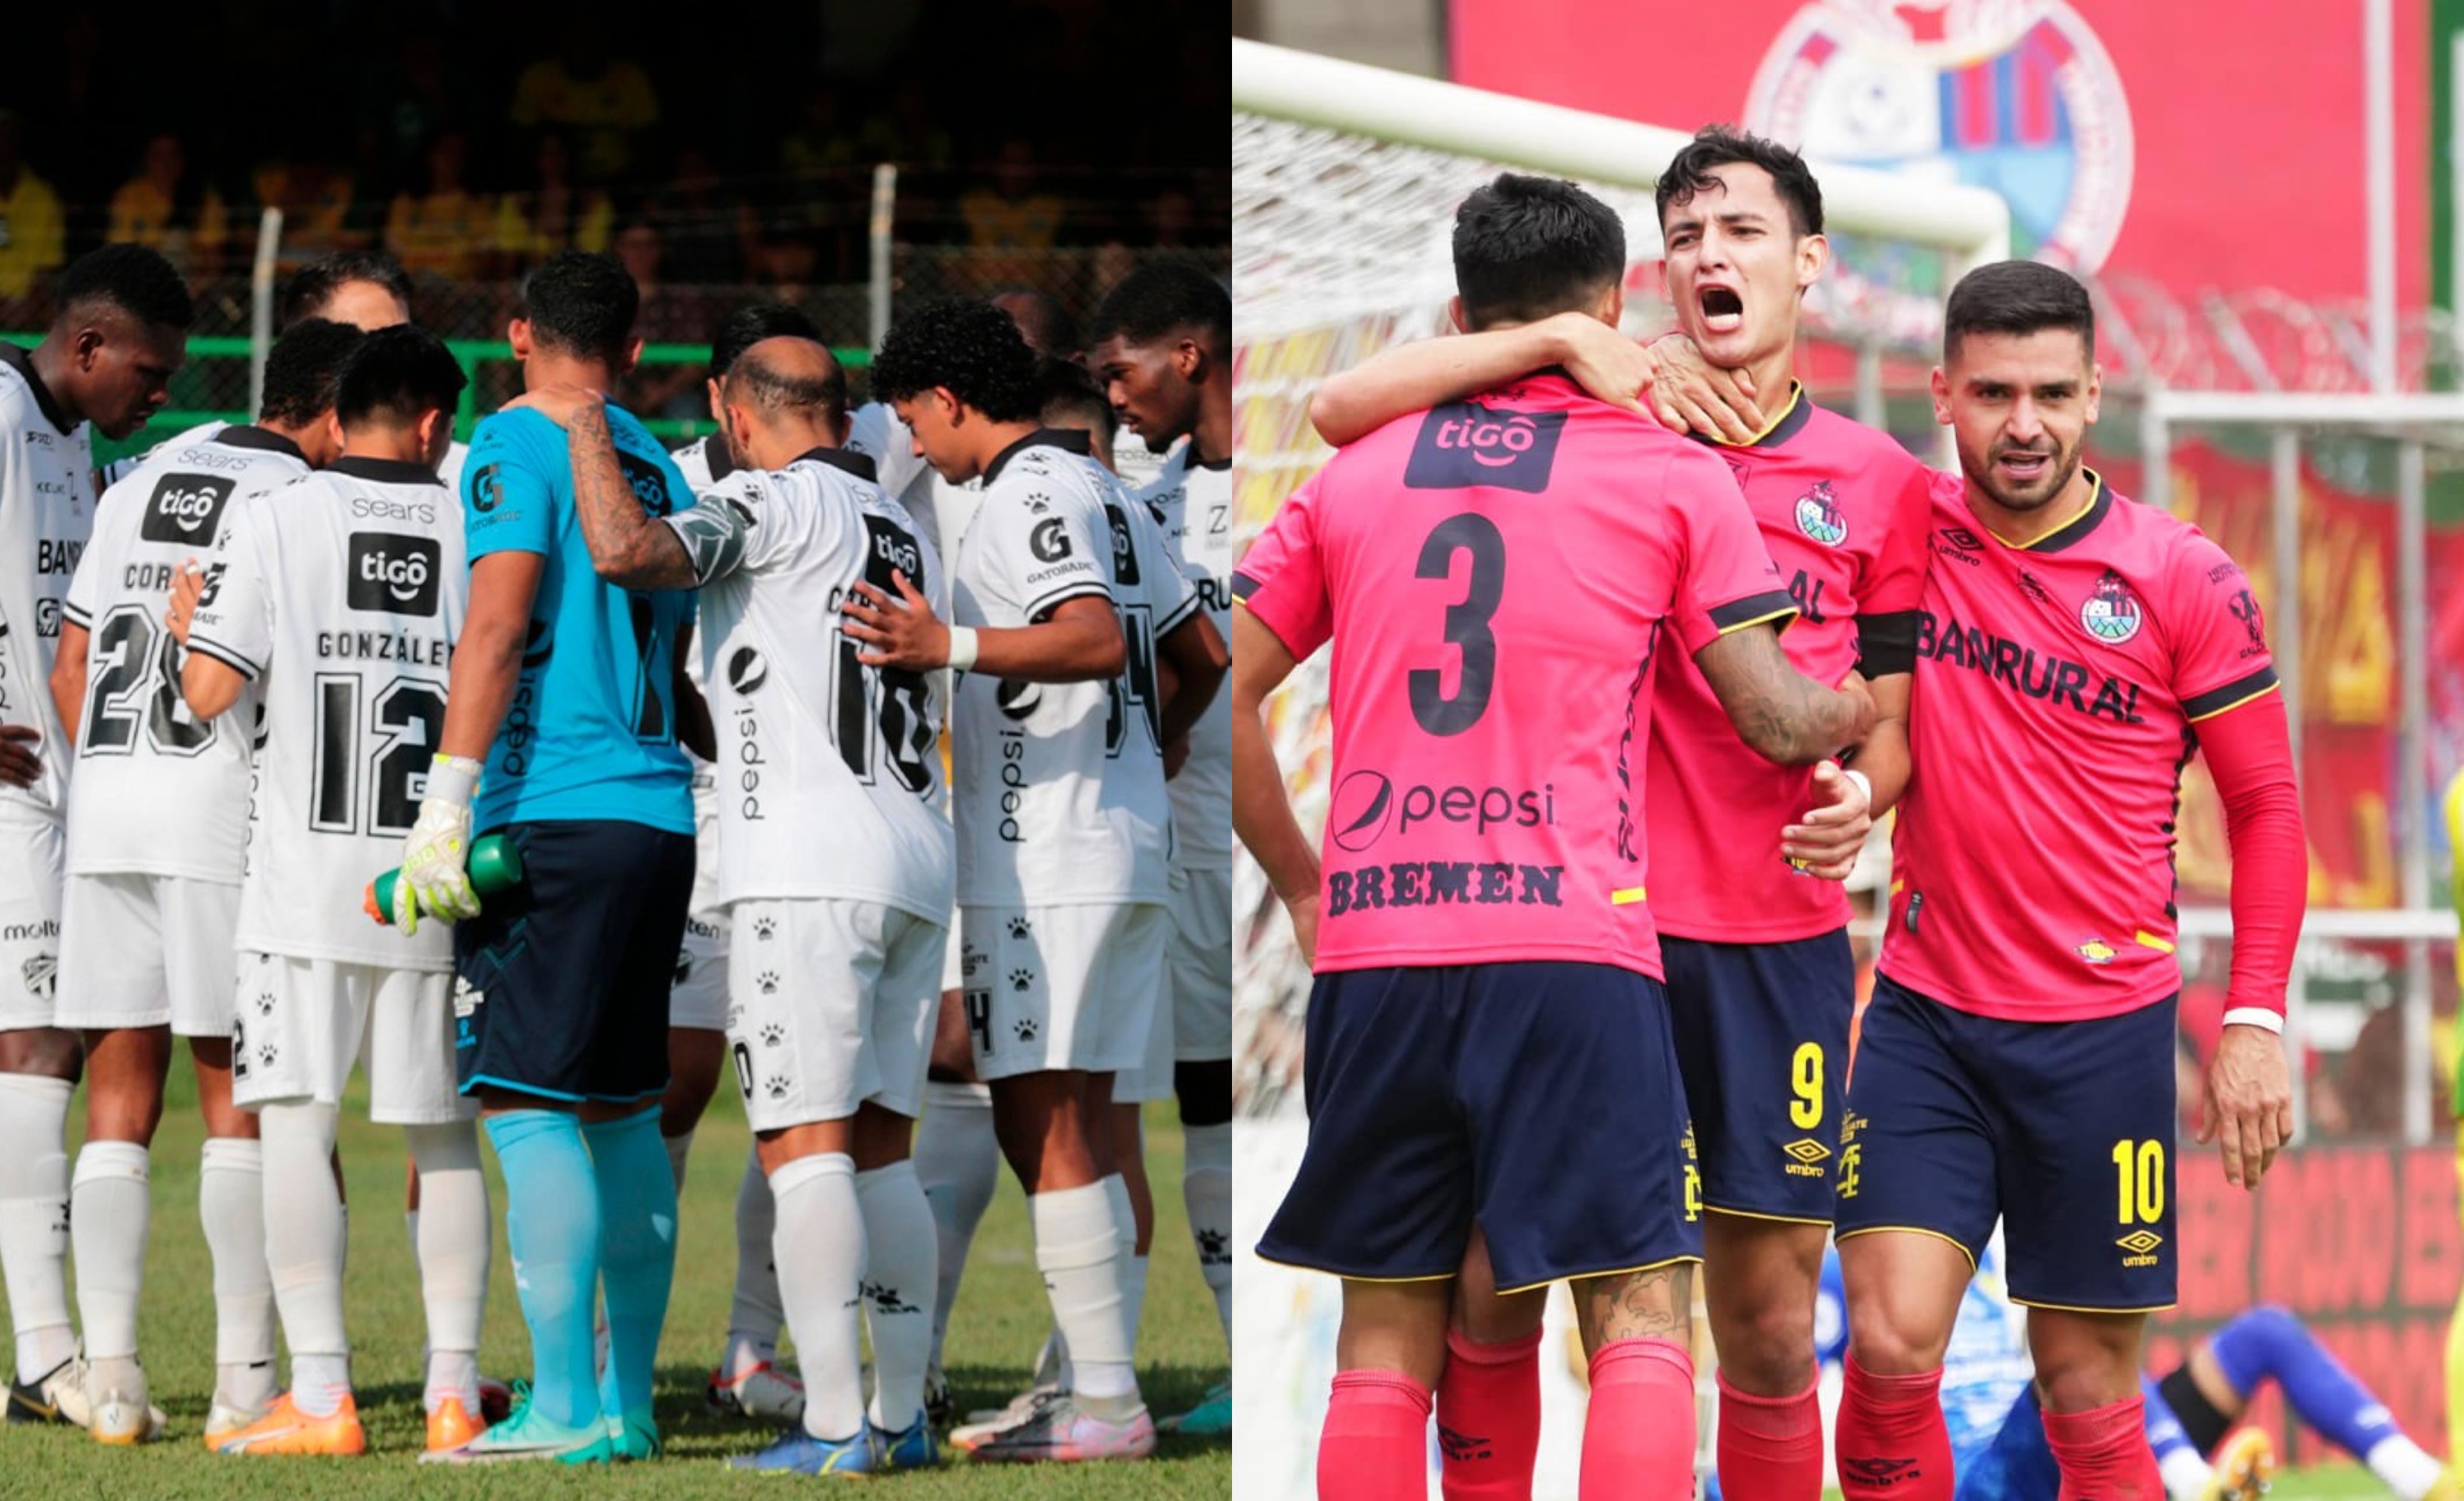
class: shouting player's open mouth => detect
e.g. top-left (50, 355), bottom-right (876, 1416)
top-left (1697, 284), bottom-right (1745, 334)
top-left (1994, 445), bottom-right (2055, 487)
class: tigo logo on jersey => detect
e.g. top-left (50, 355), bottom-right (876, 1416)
top-left (1792, 481), bottom-right (1848, 546)
top-left (2078, 570), bottom-right (2142, 643)
top-left (140, 473), bottom-right (235, 544)
top-left (345, 533), bottom-right (442, 616)
top-left (1403, 402), bottom-right (1567, 494)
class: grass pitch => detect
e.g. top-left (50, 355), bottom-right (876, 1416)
top-left (1, 1062), bottom-right (1230, 1498)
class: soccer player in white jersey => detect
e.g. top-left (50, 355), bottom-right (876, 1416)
top-left (1089, 262), bottom-right (1237, 1436)
top-left (856, 299), bottom-right (1227, 1462)
top-left (51, 319), bottom-right (358, 1445)
top-left (0, 245), bottom-right (189, 1435)
top-left (523, 334), bottom-right (953, 1473)
top-left (667, 303), bottom-right (824, 1426)
top-left (174, 327), bottom-right (492, 1458)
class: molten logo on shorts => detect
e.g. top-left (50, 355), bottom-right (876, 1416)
top-left (346, 533), bottom-right (442, 616)
top-left (1404, 402), bottom-right (1567, 494)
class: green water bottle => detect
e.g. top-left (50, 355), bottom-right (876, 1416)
top-left (364, 834), bottom-right (525, 926)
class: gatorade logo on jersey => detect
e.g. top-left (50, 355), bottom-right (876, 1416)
top-left (1103, 503), bottom-right (1142, 586)
top-left (1030, 518), bottom-right (1072, 562)
top-left (1403, 401), bottom-right (1569, 495)
top-left (346, 533), bottom-right (443, 616)
top-left (140, 473), bottom-right (237, 544)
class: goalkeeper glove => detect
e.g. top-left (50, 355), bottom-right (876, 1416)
top-left (396, 753), bottom-right (484, 935)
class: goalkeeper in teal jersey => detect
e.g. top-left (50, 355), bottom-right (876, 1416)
top-left (396, 251), bottom-right (699, 1464)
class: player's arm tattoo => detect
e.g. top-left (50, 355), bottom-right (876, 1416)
top-left (1575, 1265), bottom-right (1692, 1350)
top-left (1695, 624), bottom-right (1874, 766)
top-left (565, 404), bottom-right (700, 590)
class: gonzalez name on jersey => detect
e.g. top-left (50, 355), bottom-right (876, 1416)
top-left (64, 427), bottom-right (310, 881)
top-left (0, 342), bottom-right (97, 817)
top-left (186, 455), bottom-right (468, 969)
top-left (950, 430), bottom-right (1197, 909)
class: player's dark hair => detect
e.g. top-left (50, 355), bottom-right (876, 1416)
top-left (55, 243), bottom-right (193, 331)
top-left (991, 288), bottom-right (1077, 357)
top-left (1944, 260), bottom-right (2096, 361)
top-left (1656, 125), bottom-right (1824, 238)
top-left (257, 319), bottom-right (365, 428)
top-left (1036, 356), bottom-right (1114, 446)
top-left (870, 299), bottom-right (1042, 423)
top-left (279, 251), bottom-right (414, 329)
top-left (725, 341), bottom-right (847, 427)
top-left (1451, 173), bottom-right (1625, 331)
top-left (709, 302), bottom-right (821, 377)
top-left (516, 250), bottom-right (639, 364)
top-left (335, 325), bottom-right (467, 428)
top-left (1088, 262), bottom-right (1230, 355)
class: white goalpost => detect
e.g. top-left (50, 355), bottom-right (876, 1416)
top-left (1229, 42), bottom-right (2012, 1501)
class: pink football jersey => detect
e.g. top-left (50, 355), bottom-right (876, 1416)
top-left (1881, 470), bottom-right (2281, 1020)
top-left (1236, 371), bottom-right (1794, 978)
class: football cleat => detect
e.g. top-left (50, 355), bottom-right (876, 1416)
top-left (923, 1368), bottom-right (955, 1429)
top-left (213, 1392), bottom-right (367, 1456)
top-left (952, 1382), bottom-right (1060, 1448)
top-left (203, 1392), bottom-right (276, 1450)
top-left (967, 1394), bottom-right (1156, 1462)
top-left (88, 1385), bottom-right (167, 1446)
top-left (2202, 1426), bottom-right (2277, 1501)
top-left (426, 1395), bottom-right (487, 1453)
top-left (7, 1352), bottom-right (94, 1427)
top-left (605, 1407), bottom-right (660, 1461)
top-left (420, 1389), bottom-right (611, 1465)
top-left (728, 1425), bottom-right (876, 1474)
top-left (1161, 1379), bottom-right (1230, 1436)
top-left (706, 1359), bottom-right (805, 1422)
top-left (873, 1413), bottom-right (942, 1469)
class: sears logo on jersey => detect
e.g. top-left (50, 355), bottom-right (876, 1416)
top-left (346, 533), bottom-right (442, 616)
top-left (1030, 518), bottom-right (1073, 563)
top-left (1403, 401), bottom-right (1567, 495)
top-left (140, 473), bottom-right (236, 543)
top-left (1103, 504), bottom-right (1141, 586)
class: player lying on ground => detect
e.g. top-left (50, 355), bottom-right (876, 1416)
top-left (516, 331), bottom-right (957, 1475)
top-left (1307, 126), bottom-right (1923, 1501)
top-left (1236, 171), bottom-right (1874, 1501)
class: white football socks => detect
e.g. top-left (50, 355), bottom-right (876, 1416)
top-left (724, 1145), bottom-right (783, 1373)
top-left (2366, 1435), bottom-right (2447, 1499)
top-left (913, 1080), bottom-right (997, 1372)
top-left (260, 1102), bottom-right (350, 1413)
top-left (1183, 1122), bottom-right (1233, 1342)
top-left (1030, 1182), bottom-right (1135, 1403)
top-left (404, 1120), bottom-right (489, 1412)
top-left (0, 1073), bottom-right (75, 1383)
top-left (69, 1140), bottom-right (150, 1362)
top-left (200, 1136), bottom-right (277, 1410)
top-left (772, 1151), bottom-right (866, 1441)
top-left (2157, 1446), bottom-right (2213, 1499)
top-left (854, 1160), bottom-right (938, 1432)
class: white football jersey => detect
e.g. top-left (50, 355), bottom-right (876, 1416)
top-left (1141, 440), bottom-right (1233, 866)
top-left (186, 456), bottom-right (466, 968)
top-left (950, 430), bottom-right (1197, 907)
top-left (673, 447), bottom-right (953, 919)
top-left (0, 343), bottom-right (98, 819)
top-left (669, 432), bottom-right (733, 919)
top-left (846, 401), bottom-right (983, 567)
top-left (105, 419), bottom-right (467, 492)
top-left (63, 427), bottom-right (312, 880)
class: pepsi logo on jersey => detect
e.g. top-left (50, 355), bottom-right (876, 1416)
top-left (140, 473), bottom-right (235, 544)
top-left (345, 532), bottom-right (442, 616)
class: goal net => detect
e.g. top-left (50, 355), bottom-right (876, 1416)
top-left (1228, 41), bottom-right (2009, 1500)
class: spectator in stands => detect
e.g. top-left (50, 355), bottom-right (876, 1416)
top-left (0, 111), bottom-right (66, 303)
top-left (507, 10), bottom-right (661, 186)
top-left (365, 32), bottom-right (483, 190)
top-left (248, 153), bottom-right (368, 261)
top-left (780, 93), bottom-right (861, 183)
top-left (386, 131), bottom-right (493, 281)
top-left (493, 132), bottom-right (612, 272)
top-left (857, 78), bottom-right (955, 171)
top-left (107, 134), bottom-right (229, 281)
top-left (961, 140), bottom-right (1066, 288)
top-left (649, 144), bottom-right (749, 284)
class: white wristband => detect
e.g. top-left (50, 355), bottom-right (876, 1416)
top-left (1843, 768), bottom-right (1872, 810)
top-left (945, 625), bottom-right (979, 673)
top-left (424, 753), bottom-right (482, 810)
top-left (2220, 1006), bottom-right (2285, 1035)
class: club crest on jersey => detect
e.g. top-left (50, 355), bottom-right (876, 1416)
top-left (2074, 936), bottom-right (2117, 965)
top-left (2078, 569), bottom-right (2142, 644)
top-left (1793, 481), bottom-right (1848, 546)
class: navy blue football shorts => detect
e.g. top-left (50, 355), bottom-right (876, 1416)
top-left (1662, 929), bottom-right (1855, 1223)
top-left (1834, 974), bottom-right (2179, 1311)
top-left (453, 818), bottom-right (695, 1105)
top-left (1256, 961), bottom-right (1702, 1294)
